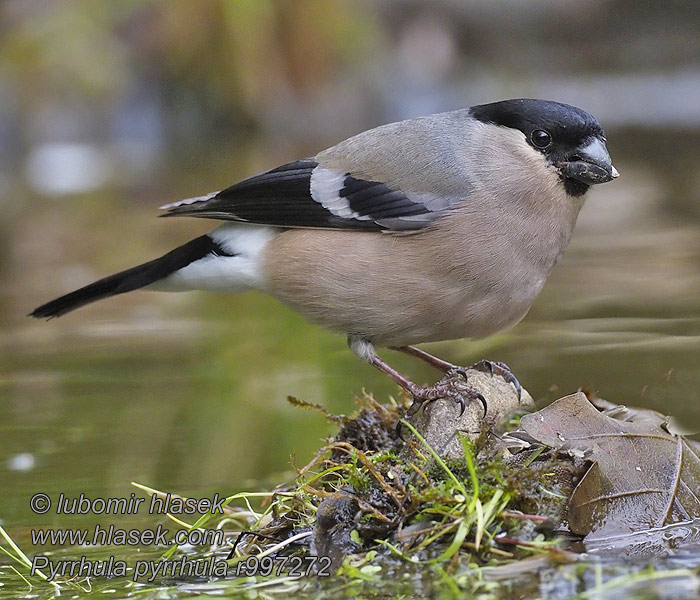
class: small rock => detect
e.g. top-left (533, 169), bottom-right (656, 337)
top-left (401, 368), bottom-right (534, 460)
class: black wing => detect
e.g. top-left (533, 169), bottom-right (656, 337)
top-left (160, 159), bottom-right (453, 232)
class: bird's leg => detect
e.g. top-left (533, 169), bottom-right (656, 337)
top-left (396, 345), bottom-right (522, 401)
top-left (393, 345), bottom-right (457, 373)
top-left (348, 336), bottom-right (485, 417)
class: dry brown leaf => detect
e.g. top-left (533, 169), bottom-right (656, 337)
top-left (520, 392), bottom-right (700, 544)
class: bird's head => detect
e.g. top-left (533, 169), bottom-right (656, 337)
top-left (470, 98), bottom-right (619, 197)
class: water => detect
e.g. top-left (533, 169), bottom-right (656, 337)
top-left (1, 131), bottom-right (700, 598)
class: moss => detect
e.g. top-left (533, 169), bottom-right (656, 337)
top-left (148, 391), bottom-right (583, 589)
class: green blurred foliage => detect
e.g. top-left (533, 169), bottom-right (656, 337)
top-left (0, 0), bottom-right (382, 126)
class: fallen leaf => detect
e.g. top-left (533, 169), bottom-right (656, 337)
top-left (520, 392), bottom-right (700, 545)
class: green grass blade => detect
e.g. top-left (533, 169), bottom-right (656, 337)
top-left (400, 420), bottom-right (467, 498)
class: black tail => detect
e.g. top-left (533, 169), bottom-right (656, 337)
top-left (30, 235), bottom-right (225, 319)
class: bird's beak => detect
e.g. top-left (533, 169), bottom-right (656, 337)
top-left (558, 137), bottom-right (619, 185)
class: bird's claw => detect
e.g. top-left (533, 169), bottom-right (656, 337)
top-left (470, 359), bottom-right (522, 400)
top-left (445, 367), bottom-right (486, 416)
top-left (406, 370), bottom-right (487, 418)
top-left (451, 367), bottom-right (470, 382)
top-left (474, 391), bottom-right (487, 417)
top-left (396, 370), bottom-right (488, 440)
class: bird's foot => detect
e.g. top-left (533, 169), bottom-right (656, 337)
top-left (405, 368), bottom-right (487, 418)
top-left (469, 360), bottom-right (522, 400)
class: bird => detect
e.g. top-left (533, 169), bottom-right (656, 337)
top-left (30, 98), bottom-right (618, 413)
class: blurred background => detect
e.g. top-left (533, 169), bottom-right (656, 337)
top-left (1, 0), bottom-right (699, 534)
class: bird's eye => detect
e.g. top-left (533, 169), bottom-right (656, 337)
top-left (530, 129), bottom-right (552, 149)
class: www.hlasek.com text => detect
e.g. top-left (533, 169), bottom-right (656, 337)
top-left (31, 524), bottom-right (225, 547)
